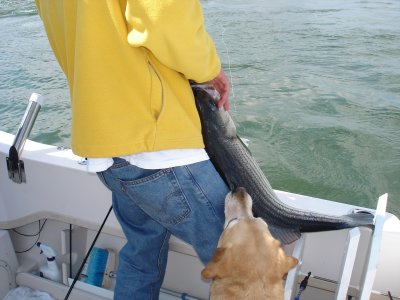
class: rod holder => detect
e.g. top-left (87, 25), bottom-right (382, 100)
top-left (6, 93), bottom-right (44, 183)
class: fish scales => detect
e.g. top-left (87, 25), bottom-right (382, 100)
top-left (193, 86), bottom-right (374, 244)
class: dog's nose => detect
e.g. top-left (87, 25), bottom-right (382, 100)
top-left (233, 187), bottom-right (247, 198)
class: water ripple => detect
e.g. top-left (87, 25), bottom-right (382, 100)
top-left (1, 0), bottom-right (399, 215)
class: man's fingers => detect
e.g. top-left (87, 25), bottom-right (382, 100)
top-left (217, 92), bottom-right (229, 110)
top-left (207, 69), bottom-right (230, 111)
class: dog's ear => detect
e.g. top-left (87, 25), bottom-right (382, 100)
top-left (275, 256), bottom-right (298, 282)
top-left (282, 256), bottom-right (298, 274)
top-left (201, 247), bottom-right (229, 280)
top-left (287, 256), bottom-right (298, 269)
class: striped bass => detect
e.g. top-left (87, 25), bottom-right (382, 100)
top-left (193, 86), bottom-right (374, 244)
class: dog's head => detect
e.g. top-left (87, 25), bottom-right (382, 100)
top-left (202, 188), bottom-right (298, 297)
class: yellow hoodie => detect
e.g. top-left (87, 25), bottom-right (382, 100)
top-left (35, 0), bottom-right (221, 157)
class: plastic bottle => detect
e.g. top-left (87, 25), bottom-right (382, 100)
top-left (37, 242), bottom-right (61, 282)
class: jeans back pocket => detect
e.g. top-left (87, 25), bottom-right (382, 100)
top-left (117, 168), bottom-right (191, 225)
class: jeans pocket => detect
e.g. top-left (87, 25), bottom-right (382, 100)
top-left (118, 168), bottom-right (191, 225)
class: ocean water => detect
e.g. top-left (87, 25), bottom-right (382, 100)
top-left (0, 0), bottom-right (399, 216)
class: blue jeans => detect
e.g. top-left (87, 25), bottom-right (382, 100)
top-left (97, 158), bottom-right (228, 299)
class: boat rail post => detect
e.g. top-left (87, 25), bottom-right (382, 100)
top-left (285, 234), bottom-right (306, 300)
top-left (358, 194), bottom-right (387, 300)
top-left (6, 93), bottom-right (44, 183)
top-left (334, 227), bottom-right (360, 300)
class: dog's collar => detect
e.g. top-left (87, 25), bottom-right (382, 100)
top-left (224, 217), bottom-right (239, 229)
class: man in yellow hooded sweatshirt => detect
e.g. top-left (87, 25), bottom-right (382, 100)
top-left (35, 0), bottom-right (230, 299)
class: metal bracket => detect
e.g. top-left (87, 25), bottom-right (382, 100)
top-left (5, 93), bottom-right (43, 184)
top-left (6, 145), bottom-right (26, 183)
top-left (6, 157), bottom-right (26, 184)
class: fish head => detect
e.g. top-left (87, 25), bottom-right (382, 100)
top-left (193, 86), bottom-right (237, 139)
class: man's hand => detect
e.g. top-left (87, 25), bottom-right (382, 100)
top-left (209, 69), bottom-right (230, 111)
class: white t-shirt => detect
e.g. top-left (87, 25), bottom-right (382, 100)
top-left (87, 148), bottom-right (209, 173)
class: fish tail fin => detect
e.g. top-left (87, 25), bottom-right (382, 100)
top-left (268, 225), bottom-right (302, 245)
top-left (267, 210), bottom-right (374, 245)
top-left (342, 209), bottom-right (375, 229)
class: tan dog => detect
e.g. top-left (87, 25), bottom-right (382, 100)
top-left (202, 187), bottom-right (298, 299)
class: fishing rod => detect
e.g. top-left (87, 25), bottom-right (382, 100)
top-left (388, 291), bottom-right (393, 300)
top-left (64, 205), bottom-right (113, 300)
top-left (294, 272), bottom-right (311, 300)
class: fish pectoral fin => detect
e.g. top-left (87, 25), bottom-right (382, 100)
top-left (237, 134), bottom-right (253, 155)
top-left (268, 225), bottom-right (302, 245)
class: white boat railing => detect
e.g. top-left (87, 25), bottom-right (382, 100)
top-left (284, 235), bottom-right (305, 300)
top-left (335, 227), bottom-right (361, 299)
top-left (359, 193), bottom-right (388, 299)
top-left (285, 193), bottom-right (388, 300)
